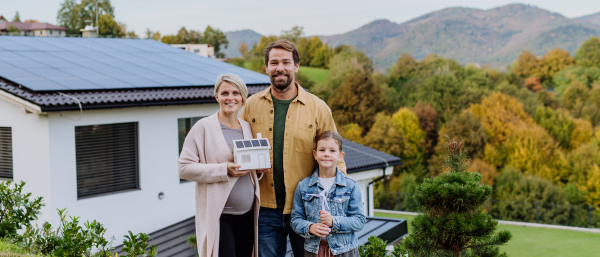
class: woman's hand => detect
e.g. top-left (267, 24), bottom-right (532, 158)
top-left (319, 210), bottom-right (333, 227)
top-left (309, 223), bottom-right (331, 238)
top-left (256, 168), bottom-right (271, 174)
top-left (227, 163), bottom-right (249, 177)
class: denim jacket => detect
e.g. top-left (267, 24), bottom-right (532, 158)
top-left (291, 168), bottom-right (365, 255)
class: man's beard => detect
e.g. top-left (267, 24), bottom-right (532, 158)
top-left (270, 71), bottom-right (294, 90)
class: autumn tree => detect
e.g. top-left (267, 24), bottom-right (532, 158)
top-left (203, 25), bottom-right (228, 58)
top-left (513, 50), bottom-right (539, 79)
top-left (561, 83), bottom-right (600, 126)
top-left (438, 111), bottom-right (488, 159)
top-left (413, 101), bottom-right (439, 156)
top-left (567, 139), bottom-right (600, 209)
top-left (57, 0), bottom-right (116, 35)
top-left (553, 66), bottom-right (600, 95)
top-left (575, 36), bottom-right (600, 68)
top-left (280, 26), bottom-right (304, 43)
top-left (536, 48), bottom-right (575, 84)
top-left (328, 67), bottom-right (380, 131)
top-left (534, 106), bottom-right (575, 149)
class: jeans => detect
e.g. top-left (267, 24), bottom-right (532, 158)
top-left (258, 207), bottom-right (305, 257)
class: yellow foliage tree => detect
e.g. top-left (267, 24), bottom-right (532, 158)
top-left (570, 118), bottom-right (593, 150)
top-left (513, 50), bottom-right (539, 79)
top-left (536, 48), bottom-right (575, 83)
top-left (339, 123), bottom-right (364, 144)
top-left (470, 92), bottom-right (534, 145)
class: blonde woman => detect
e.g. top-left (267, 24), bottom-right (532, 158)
top-left (179, 73), bottom-right (265, 257)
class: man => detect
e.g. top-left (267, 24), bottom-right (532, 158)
top-left (240, 39), bottom-right (346, 257)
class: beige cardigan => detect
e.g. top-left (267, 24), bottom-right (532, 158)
top-left (178, 112), bottom-right (260, 257)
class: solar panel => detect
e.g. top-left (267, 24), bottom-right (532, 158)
top-left (235, 141), bottom-right (245, 149)
top-left (251, 140), bottom-right (260, 147)
top-left (0, 37), bottom-right (270, 91)
top-left (260, 139), bottom-right (269, 147)
top-left (243, 140), bottom-right (252, 147)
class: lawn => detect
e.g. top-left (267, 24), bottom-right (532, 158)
top-left (375, 211), bottom-right (600, 257)
top-left (300, 67), bottom-right (329, 84)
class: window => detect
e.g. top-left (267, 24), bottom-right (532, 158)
top-left (194, 49), bottom-right (200, 53)
top-left (178, 117), bottom-right (205, 182)
top-left (0, 127), bottom-right (12, 179)
top-left (75, 122), bottom-right (139, 198)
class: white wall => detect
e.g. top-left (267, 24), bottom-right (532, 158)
top-left (347, 166), bottom-right (394, 216)
top-left (0, 98), bottom-right (53, 224)
top-left (45, 103), bottom-right (219, 242)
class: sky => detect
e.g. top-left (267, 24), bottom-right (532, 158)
top-left (2, 0), bottom-right (600, 37)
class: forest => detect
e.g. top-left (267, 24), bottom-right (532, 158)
top-left (228, 27), bottom-right (600, 227)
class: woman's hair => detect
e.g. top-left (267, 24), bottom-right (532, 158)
top-left (315, 131), bottom-right (343, 152)
top-left (214, 73), bottom-right (248, 106)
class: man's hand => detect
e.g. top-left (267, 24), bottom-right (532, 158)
top-left (319, 210), bottom-right (333, 227)
top-left (227, 163), bottom-right (250, 177)
top-left (256, 168), bottom-right (271, 174)
top-left (309, 223), bottom-right (331, 238)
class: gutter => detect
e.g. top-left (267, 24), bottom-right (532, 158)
top-left (366, 168), bottom-right (388, 216)
top-left (0, 89), bottom-right (44, 114)
top-left (40, 98), bottom-right (218, 112)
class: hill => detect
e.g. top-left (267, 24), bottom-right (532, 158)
top-left (224, 29), bottom-right (262, 58)
top-left (320, 4), bottom-right (600, 68)
top-left (577, 12), bottom-right (600, 26)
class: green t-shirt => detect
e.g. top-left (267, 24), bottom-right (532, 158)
top-left (272, 94), bottom-right (297, 209)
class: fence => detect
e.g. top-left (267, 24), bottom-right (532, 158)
top-left (375, 191), bottom-right (600, 229)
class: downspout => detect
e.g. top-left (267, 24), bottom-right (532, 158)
top-left (366, 168), bottom-right (387, 216)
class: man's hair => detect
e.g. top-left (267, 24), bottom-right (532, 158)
top-left (315, 131), bottom-right (343, 152)
top-left (264, 39), bottom-right (300, 66)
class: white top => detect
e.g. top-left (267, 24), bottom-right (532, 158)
top-left (318, 177), bottom-right (336, 211)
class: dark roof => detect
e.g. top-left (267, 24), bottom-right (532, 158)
top-left (114, 216), bottom-right (408, 257)
top-left (0, 78), bottom-right (268, 112)
top-left (343, 139), bottom-right (402, 173)
top-left (0, 22), bottom-right (67, 31)
top-left (0, 36), bottom-right (270, 91)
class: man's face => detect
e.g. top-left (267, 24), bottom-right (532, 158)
top-left (266, 48), bottom-right (299, 90)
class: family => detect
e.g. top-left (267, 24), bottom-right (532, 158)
top-left (178, 39), bottom-right (365, 257)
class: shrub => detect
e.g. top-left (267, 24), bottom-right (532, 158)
top-left (0, 181), bottom-right (44, 239)
top-left (121, 231), bottom-right (157, 257)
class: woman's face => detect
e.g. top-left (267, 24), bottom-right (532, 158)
top-left (215, 81), bottom-right (243, 114)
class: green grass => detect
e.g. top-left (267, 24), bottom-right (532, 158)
top-left (375, 211), bottom-right (600, 257)
top-left (300, 67), bottom-right (329, 84)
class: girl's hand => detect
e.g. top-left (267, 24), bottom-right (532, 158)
top-left (309, 223), bottom-right (331, 238)
top-left (256, 168), bottom-right (271, 174)
top-left (319, 210), bottom-right (333, 227)
top-left (227, 163), bottom-right (248, 177)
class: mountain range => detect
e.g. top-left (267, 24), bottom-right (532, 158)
top-left (224, 4), bottom-right (600, 69)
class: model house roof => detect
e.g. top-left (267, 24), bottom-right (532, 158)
top-left (233, 138), bottom-right (271, 151)
top-left (114, 216), bottom-right (408, 257)
top-left (0, 36), bottom-right (271, 111)
top-left (0, 22), bottom-right (67, 31)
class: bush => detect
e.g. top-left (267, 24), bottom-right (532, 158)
top-left (0, 181), bottom-right (44, 239)
top-left (121, 231), bottom-right (157, 257)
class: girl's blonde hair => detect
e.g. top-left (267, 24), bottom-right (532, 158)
top-left (214, 73), bottom-right (248, 106)
top-left (315, 131), bottom-right (343, 151)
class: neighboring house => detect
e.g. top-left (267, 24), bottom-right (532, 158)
top-left (0, 16), bottom-right (7, 24)
top-left (0, 21), bottom-right (67, 37)
top-left (171, 44), bottom-right (215, 58)
top-left (0, 36), bottom-right (405, 253)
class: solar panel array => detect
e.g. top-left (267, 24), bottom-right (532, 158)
top-left (235, 139), bottom-right (269, 149)
top-left (0, 36), bottom-right (270, 91)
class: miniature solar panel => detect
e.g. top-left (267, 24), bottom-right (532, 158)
top-left (260, 139), bottom-right (269, 147)
top-left (251, 140), bottom-right (260, 147)
top-left (243, 141), bottom-right (252, 147)
top-left (235, 141), bottom-right (245, 149)
top-left (0, 37), bottom-right (270, 91)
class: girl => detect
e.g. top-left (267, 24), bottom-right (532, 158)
top-left (291, 131), bottom-right (365, 257)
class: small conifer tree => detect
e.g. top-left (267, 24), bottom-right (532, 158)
top-left (402, 139), bottom-right (512, 257)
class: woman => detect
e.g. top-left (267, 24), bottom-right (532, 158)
top-left (178, 73), bottom-right (261, 257)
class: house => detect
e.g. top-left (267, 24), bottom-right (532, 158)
top-left (232, 133), bottom-right (272, 170)
top-left (0, 21), bottom-right (67, 37)
top-left (0, 36), bottom-right (405, 251)
top-left (171, 44), bottom-right (215, 58)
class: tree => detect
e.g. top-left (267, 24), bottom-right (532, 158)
top-left (98, 14), bottom-right (123, 37)
top-left (533, 106), bottom-right (574, 149)
top-left (57, 0), bottom-right (115, 35)
top-left (469, 159), bottom-right (497, 186)
top-left (7, 25), bottom-right (20, 34)
top-left (513, 50), bottom-right (539, 79)
top-left (437, 111), bottom-right (488, 159)
top-left (413, 101), bottom-right (439, 156)
top-left (401, 140), bottom-right (511, 256)
top-left (575, 36), bottom-right (600, 68)
top-left (238, 42), bottom-right (248, 57)
top-left (12, 11), bottom-right (21, 22)
top-left (536, 48), bottom-right (575, 84)
top-left (567, 140), bottom-right (600, 208)
top-left (280, 26), bottom-right (304, 43)
top-left (553, 66), bottom-right (600, 95)
top-left (202, 25), bottom-right (228, 58)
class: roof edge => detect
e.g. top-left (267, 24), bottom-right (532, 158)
top-left (0, 89), bottom-right (44, 114)
top-left (347, 160), bottom-right (403, 174)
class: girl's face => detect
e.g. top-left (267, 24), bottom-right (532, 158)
top-left (215, 81), bottom-right (243, 115)
top-left (313, 138), bottom-right (344, 169)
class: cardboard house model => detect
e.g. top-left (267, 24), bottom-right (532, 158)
top-left (233, 133), bottom-right (271, 170)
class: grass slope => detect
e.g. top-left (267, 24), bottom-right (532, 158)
top-left (300, 67), bottom-right (329, 85)
top-left (375, 212), bottom-right (600, 257)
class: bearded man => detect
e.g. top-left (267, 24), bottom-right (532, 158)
top-left (240, 39), bottom-right (346, 257)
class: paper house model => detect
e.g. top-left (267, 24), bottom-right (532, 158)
top-left (233, 133), bottom-right (272, 170)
